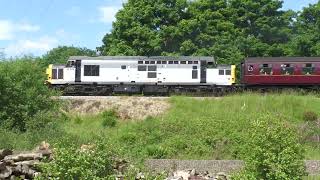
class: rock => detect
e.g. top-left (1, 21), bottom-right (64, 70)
top-left (0, 161), bottom-right (6, 171)
top-left (0, 149), bottom-right (13, 160)
top-left (189, 175), bottom-right (205, 180)
top-left (14, 160), bottom-right (40, 166)
top-left (0, 166), bottom-right (12, 179)
top-left (216, 172), bottom-right (227, 180)
top-left (166, 176), bottom-right (183, 180)
top-left (4, 153), bottom-right (43, 162)
top-left (190, 169), bottom-right (196, 176)
top-left (135, 172), bottom-right (145, 179)
top-left (36, 141), bottom-right (50, 151)
top-left (173, 171), bottom-right (190, 180)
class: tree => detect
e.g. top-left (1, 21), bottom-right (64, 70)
top-left (234, 116), bottom-right (306, 179)
top-left (41, 46), bottom-right (96, 67)
top-left (0, 58), bottom-right (57, 131)
top-left (98, 0), bottom-right (295, 65)
top-left (287, 2), bottom-right (320, 56)
top-left (98, 0), bottom-right (190, 56)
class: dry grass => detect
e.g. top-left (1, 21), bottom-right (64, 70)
top-left (63, 96), bottom-right (170, 120)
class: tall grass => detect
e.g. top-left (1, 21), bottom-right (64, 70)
top-left (2, 93), bottom-right (320, 161)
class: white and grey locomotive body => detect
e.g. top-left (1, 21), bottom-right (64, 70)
top-left (46, 56), bottom-right (236, 95)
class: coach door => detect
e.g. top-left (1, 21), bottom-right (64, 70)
top-left (200, 61), bottom-right (207, 83)
top-left (75, 60), bottom-right (81, 82)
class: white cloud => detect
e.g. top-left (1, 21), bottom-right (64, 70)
top-left (0, 20), bottom-right (14, 40)
top-left (99, 6), bottom-right (121, 24)
top-left (4, 36), bottom-right (58, 56)
top-left (0, 19), bottom-right (40, 40)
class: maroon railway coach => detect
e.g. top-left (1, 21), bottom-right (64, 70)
top-left (241, 57), bottom-right (320, 86)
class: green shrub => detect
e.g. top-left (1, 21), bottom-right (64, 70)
top-left (101, 110), bottom-right (118, 127)
top-left (233, 115), bottom-right (307, 180)
top-left (0, 58), bottom-right (59, 132)
top-left (38, 138), bottom-right (114, 179)
top-left (146, 145), bottom-right (168, 159)
top-left (303, 111), bottom-right (318, 122)
top-left (74, 116), bottom-right (83, 124)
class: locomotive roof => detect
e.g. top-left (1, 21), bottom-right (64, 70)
top-left (245, 57), bottom-right (320, 63)
top-left (68, 56), bottom-right (215, 62)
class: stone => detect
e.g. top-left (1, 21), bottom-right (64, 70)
top-left (135, 172), bottom-right (145, 179)
top-left (0, 166), bottom-right (12, 179)
top-left (190, 169), bottom-right (196, 176)
top-left (14, 160), bottom-right (40, 166)
top-left (166, 176), bottom-right (183, 180)
top-left (4, 153), bottom-right (43, 162)
top-left (0, 149), bottom-right (13, 160)
top-left (173, 170), bottom-right (190, 180)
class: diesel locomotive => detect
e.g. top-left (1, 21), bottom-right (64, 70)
top-left (45, 56), bottom-right (320, 95)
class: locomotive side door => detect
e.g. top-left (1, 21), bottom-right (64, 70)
top-left (75, 60), bottom-right (81, 82)
top-left (200, 60), bottom-right (207, 83)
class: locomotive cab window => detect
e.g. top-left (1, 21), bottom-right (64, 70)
top-left (156, 61), bottom-right (161, 64)
top-left (226, 70), bottom-right (231, 75)
top-left (58, 69), bottom-right (63, 79)
top-left (84, 65), bottom-right (100, 76)
top-left (259, 64), bottom-right (272, 75)
top-left (138, 61), bottom-right (143, 64)
top-left (280, 64), bottom-right (294, 75)
top-left (188, 61), bottom-right (193, 64)
top-left (181, 61), bottom-right (186, 64)
top-left (121, 65), bottom-right (126, 69)
top-left (219, 69), bottom-right (224, 75)
top-left (302, 63), bottom-right (315, 75)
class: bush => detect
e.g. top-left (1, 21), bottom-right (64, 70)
top-left (38, 138), bottom-right (114, 179)
top-left (303, 111), bottom-right (318, 122)
top-left (101, 110), bottom-right (118, 127)
top-left (0, 58), bottom-right (58, 132)
top-left (233, 115), bottom-right (306, 180)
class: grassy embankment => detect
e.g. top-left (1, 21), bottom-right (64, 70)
top-left (64, 93), bottom-right (320, 161)
top-left (2, 93), bottom-right (320, 162)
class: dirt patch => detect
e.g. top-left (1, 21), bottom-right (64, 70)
top-left (63, 97), bottom-right (170, 120)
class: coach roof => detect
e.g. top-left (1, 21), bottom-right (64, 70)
top-left (68, 56), bottom-right (215, 62)
top-left (245, 57), bottom-right (320, 63)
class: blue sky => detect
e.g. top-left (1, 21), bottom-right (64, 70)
top-left (0, 0), bottom-right (318, 57)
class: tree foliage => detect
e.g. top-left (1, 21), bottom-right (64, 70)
top-left (41, 46), bottom-right (96, 67)
top-left (99, 0), bottom-right (315, 65)
top-left (0, 58), bottom-right (58, 131)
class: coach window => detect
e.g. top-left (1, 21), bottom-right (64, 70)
top-left (157, 61), bottom-right (161, 64)
top-left (145, 61), bottom-right (150, 64)
top-left (302, 63), bottom-right (315, 75)
top-left (188, 61), bottom-right (193, 64)
top-left (174, 61), bottom-right (179, 64)
top-left (181, 61), bottom-right (186, 64)
top-left (58, 69), bottom-right (63, 79)
top-left (148, 65), bottom-right (157, 71)
top-left (169, 61), bottom-right (174, 64)
top-left (84, 65), bottom-right (100, 76)
top-left (226, 70), bottom-right (231, 75)
top-left (121, 65), bottom-right (127, 69)
top-left (193, 61), bottom-right (199, 64)
top-left (148, 72), bottom-right (157, 78)
top-left (259, 64), bottom-right (273, 75)
top-left (138, 61), bottom-right (143, 64)
top-left (280, 64), bottom-right (294, 75)
top-left (150, 61), bottom-right (155, 64)
top-left (162, 61), bottom-right (167, 64)
top-left (138, 65), bottom-right (147, 71)
top-left (219, 69), bottom-right (224, 75)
